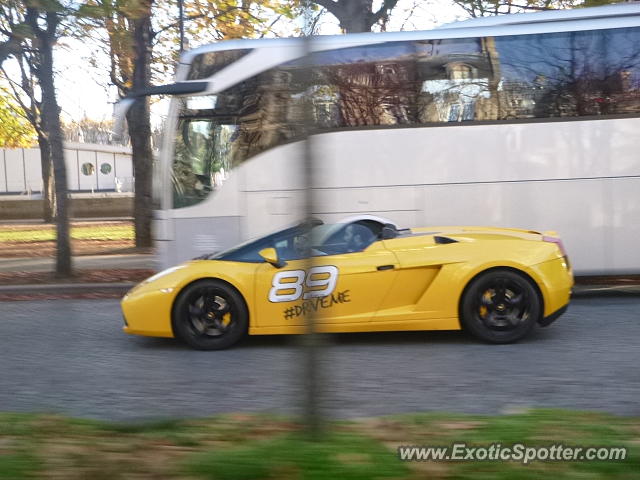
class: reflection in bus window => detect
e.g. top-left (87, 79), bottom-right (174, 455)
top-left (187, 49), bottom-right (252, 81)
top-left (496, 28), bottom-right (640, 118)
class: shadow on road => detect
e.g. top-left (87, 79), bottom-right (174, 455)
top-left (128, 327), bottom-right (554, 351)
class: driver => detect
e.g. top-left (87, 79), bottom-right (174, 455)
top-left (293, 233), bottom-right (327, 257)
top-left (293, 233), bottom-right (308, 257)
top-left (343, 224), bottom-right (372, 252)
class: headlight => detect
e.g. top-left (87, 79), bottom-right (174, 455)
top-left (142, 265), bottom-right (186, 284)
top-left (126, 265), bottom-right (186, 296)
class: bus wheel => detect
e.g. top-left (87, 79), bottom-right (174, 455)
top-left (460, 269), bottom-right (540, 344)
top-left (172, 279), bottom-right (248, 350)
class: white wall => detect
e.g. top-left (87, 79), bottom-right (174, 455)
top-left (0, 143), bottom-right (133, 194)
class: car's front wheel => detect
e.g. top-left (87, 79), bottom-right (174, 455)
top-left (172, 279), bottom-right (248, 350)
top-left (460, 269), bottom-right (541, 344)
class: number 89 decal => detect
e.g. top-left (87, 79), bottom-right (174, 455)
top-left (268, 266), bottom-right (339, 303)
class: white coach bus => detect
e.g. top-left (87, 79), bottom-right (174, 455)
top-left (137, 3), bottom-right (640, 274)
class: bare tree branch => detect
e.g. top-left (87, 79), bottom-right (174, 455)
top-left (312, 0), bottom-right (344, 19)
top-left (152, 12), bottom-right (208, 38)
top-left (0, 7), bottom-right (39, 66)
top-left (0, 36), bottom-right (21, 65)
top-left (399, 0), bottom-right (420, 31)
top-left (371, 0), bottom-right (400, 25)
top-left (260, 14), bottom-right (284, 38)
top-left (0, 67), bottom-right (33, 124)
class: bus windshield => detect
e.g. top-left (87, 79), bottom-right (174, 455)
top-left (170, 69), bottom-right (309, 209)
top-left (172, 96), bottom-right (239, 209)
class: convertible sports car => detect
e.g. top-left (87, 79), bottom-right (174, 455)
top-left (121, 215), bottom-right (573, 349)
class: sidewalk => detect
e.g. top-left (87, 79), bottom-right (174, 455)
top-left (0, 217), bottom-right (133, 225)
top-left (0, 254), bottom-right (155, 298)
top-left (0, 254), bottom-right (154, 273)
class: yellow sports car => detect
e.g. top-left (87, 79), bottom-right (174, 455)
top-left (121, 215), bottom-right (573, 349)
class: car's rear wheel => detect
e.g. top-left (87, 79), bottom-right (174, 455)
top-left (172, 279), bottom-right (248, 350)
top-left (460, 269), bottom-right (541, 344)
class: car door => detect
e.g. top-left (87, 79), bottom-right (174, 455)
top-left (371, 234), bottom-right (456, 323)
top-left (254, 238), bottom-right (399, 328)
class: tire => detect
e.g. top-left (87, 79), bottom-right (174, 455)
top-left (172, 279), bottom-right (248, 350)
top-left (460, 269), bottom-right (541, 344)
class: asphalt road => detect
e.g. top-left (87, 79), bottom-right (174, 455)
top-left (0, 297), bottom-right (638, 421)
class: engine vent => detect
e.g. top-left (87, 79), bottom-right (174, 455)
top-left (434, 236), bottom-right (458, 244)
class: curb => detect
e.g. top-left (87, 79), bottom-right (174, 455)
top-left (572, 285), bottom-right (640, 298)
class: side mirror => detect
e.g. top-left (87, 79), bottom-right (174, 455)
top-left (259, 247), bottom-right (286, 268)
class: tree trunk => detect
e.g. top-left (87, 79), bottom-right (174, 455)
top-left (128, 0), bottom-right (153, 248)
top-left (340, 1), bottom-right (372, 33)
top-left (35, 12), bottom-right (72, 277)
top-left (37, 132), bottom-right (56, 223)
top-left (315, 0), bottom-right (399, 33)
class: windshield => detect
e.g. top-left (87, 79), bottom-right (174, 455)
top-left (172, 96), bottom-right (239, 209)
top-left (170, 66), bottom-right (308, 209)
top-left (209, 221), bottom-right (380, 262)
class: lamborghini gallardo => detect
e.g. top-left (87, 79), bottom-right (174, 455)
top-left (121, 215), bottom-right (573, 349)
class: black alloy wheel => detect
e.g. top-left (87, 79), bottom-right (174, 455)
top-left (172, 279), bottom-right (248, 350)
top-left (460, 269), bottom-right (541, 344)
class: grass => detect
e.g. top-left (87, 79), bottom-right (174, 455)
top-left (0, 409), bottom-right (637, 479)
top-left (382, 409), bottom-right (640, 479)
top-left (185, 432), bottom-right (409, 480)
top-left (0, 224), bottom-right (134, 243)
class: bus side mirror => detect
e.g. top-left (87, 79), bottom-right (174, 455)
top-left (113, 97), bottom-right (138, 141)
top-left (259, 248), bottom-right (286, 268)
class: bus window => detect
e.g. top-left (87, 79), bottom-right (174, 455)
top-left (494, 27), bottom-right (640, 119)
top-left (187, 49), bottom-right (252, 80)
